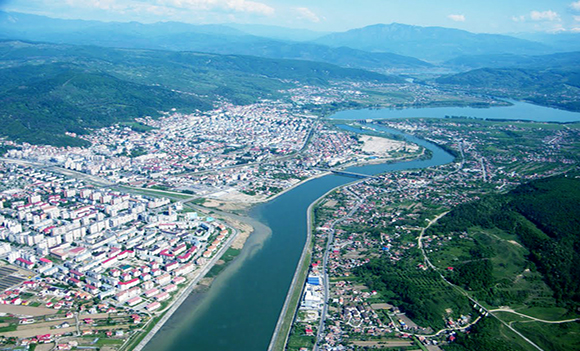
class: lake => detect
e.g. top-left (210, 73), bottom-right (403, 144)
top-left (330, 100), bottom-right (580, 123)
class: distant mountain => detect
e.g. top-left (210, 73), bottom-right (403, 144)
top-left (436, 67), bottom-right (580, 111)
top-left (224, 23), bottom-right (328, 41)
top-left (314, 23), bottom-right (550, 61)
top-left (0, 11), bottom-right (431, 72)
top-left (167, 40), bottom-right (432, 72)
top-left (513, 32), bottom-right (580, 53)
top-left (0, 40), bottom-right (396, 146)
top-left (445, 52), bottom-right (580, 70)
top-left (0, 11), bottom-right (247, 40)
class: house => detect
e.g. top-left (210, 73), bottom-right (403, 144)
top-left (127, 296), bottom-right (142, 307)
top-left (117, 278), bottom-right (140, 291)
top-left (153, 292), bottom-right (169, 302)
top-left (84, 284), bottom-right (99, 295)
top-left (68, 277), bottom-right (82, 287)
top-left (146, 301), bottom-right (160, 311)
top-left (15, 258), bottom-right (34, 270)
top-left (163, 284), bottom-right (177, 293)
top-left (143, 288), bottom-right (159, 298)
top-left (164, 261), bottom-right (179, 272)
top-left (172, 276), bottom-right (185, 285)
top-left (37, 334), bottom-right (52, 343)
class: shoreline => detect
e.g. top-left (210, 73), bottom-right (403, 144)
top-left (203, 152), bottom-right (421, 213)
top-left (131, 224), bottom-right (241, 351)
top-left (267, 175), bottom-right (368, 351)
top-left (132, 130), bottom-right (427, 350)
top-left (131, 202), bottom-right (264, 351)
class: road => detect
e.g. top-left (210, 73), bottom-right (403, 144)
top-left (314, 191), bottom-right (368, 351)
top-left (417, 213), bottom-right (545, 351)
top-left (489, 308), bottom-right (580, 324)
top-left (0, 157), bottom-right (114, 187)
top-left (268, 179), bottom-right (365, 351)
top-left (417, 212), bottom-right (449, 270)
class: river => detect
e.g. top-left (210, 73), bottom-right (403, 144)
top-left (331, 100), bottom-right (580, 123)
top-left (143, 101), bottom-right (579, 351)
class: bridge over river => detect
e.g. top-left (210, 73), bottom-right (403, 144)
top-left (316, 168), bottom-right (380, 180)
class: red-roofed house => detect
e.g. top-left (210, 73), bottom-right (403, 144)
top-left (15, 258), bottom-right (34, 270)
top-left (146, 301), bottom-right (160, 311)
top-left (117, 278), bottom-right (140, 291)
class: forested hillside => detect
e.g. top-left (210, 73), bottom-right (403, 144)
top-left (436, 67), bottom-right (580, 111)
top-left (355, 174), bottom-right (580, 350)
top-left (433, 175), bottom-right (580, 306)
top-left (0, 40), bottom-right (395, 146)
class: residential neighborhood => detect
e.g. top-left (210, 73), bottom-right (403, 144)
top-left (0, 161), bottom-right (236, 348)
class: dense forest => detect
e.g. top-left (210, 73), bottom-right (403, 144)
top-left (0, 65), bottom-right (210, 146)
top-left (432, 175), bottom-right (580, 307)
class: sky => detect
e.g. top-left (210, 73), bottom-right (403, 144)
top-left (2, 0), bottom-right (580, 34)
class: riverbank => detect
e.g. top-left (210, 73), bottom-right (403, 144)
top-left (202, 152), bottom-right (420, 214)
top-left (137, 115), bottom-right (457, 351)
top-left (129, 221), bottom-right (242, 351)
top-left (200, 125), bottom-right (425, 214)
top-left (268, 175), bottom-right (367, 351)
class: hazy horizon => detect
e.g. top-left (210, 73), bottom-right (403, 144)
top-left (2, 0), bottom-right (580, 35)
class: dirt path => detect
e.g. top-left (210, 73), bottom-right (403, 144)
top-left (0, 305), bottom-right (55, 316)
top-left (489, 308), bottom-right (580, 324)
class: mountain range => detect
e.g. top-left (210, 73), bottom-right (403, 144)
top-left (313, 23), bottom-right (551, 61)
top-left (445, 52), bottom-right (580, 70)
top-left (1, 11), bottom-right (579, 145)
top-left (2, 11), bottom-right (573, 66)
top-left (0, 11), bottom-right (431, 72)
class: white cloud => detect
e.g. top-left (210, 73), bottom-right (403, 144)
top-left (547, 24), bottom-right (566, 33)
top-left (511, 15), bottom-right (525, 22)
top-left (530, 10), bottom-right (560, 21)
top-left (64, 0), bottom-right (275, 17)
top-left (225, 0), bottom-right (275, 16)
top-left (447, 14), bottom-right (465, 22)
top-left (574, 15), bottom-right (580, 22)
top-left (158, 0), bottom-right (274, 16)
top-left (294, 7), bottom-right (320, 23)
top-left (65, 0), bottom-right (127, 11)
top-left (571, 27), bottom-right (580, 32)
top-left (571, 1), bottom-right (580, 11)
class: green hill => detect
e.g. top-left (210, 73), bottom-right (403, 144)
top-left (0, 40), bottom-right (396, 146)
top-left (436, 67), bottom-right (580, 111)
top-left (0, 66), bottom-right (211, 146)
top-left (357, 175), bottom-right (580, 350)
top-left (433, 175), bottom-right (580, 306)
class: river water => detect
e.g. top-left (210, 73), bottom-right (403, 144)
top-left (143, 102), bottom-right (579, 351)
top-left (331, 100), bottom-right (580, 123)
